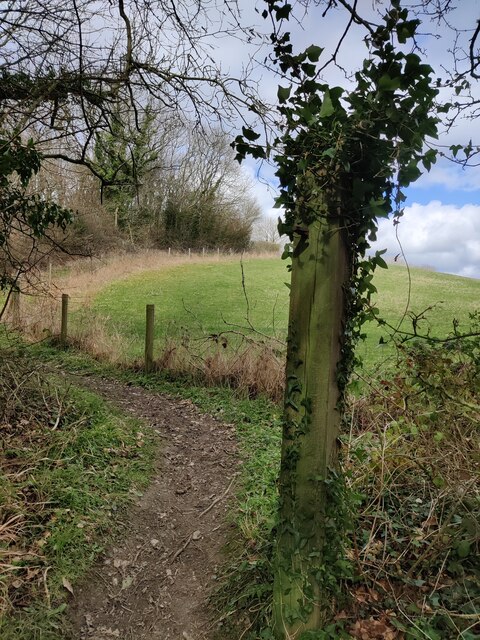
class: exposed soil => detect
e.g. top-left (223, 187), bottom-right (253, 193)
top-left (68, 376), bottom-right (238, 640)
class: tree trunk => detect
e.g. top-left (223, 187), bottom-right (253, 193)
top-left (273, 211), bottom-right (349, 638)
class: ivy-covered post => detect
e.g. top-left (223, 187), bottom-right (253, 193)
top-left (274, 208), bottom-right (349, 634)
top-left (234, 1), bottom-right (440, 635)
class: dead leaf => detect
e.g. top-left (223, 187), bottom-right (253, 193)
top-left (422, 515), bottom-right (438, 527)
top-left (121, 575), bottom-right (133, 590)
top-left (62, 576), bottom-right (74, 595)
top-left (350, 616), bottom-right (400, 640)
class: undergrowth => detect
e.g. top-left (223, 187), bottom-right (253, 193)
top-left (344, 329), bottom-right (479, 640)
top-left (212, 323), bottom-right (480, 639)
top-left (2, 310), bottom-right (478, 639)
top-left (100, 321), bottom-right (479, 639)
top-left (0, 348), bottom-right (155, 639)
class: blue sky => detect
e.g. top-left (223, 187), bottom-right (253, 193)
top-left (373, 155), bottom-right (480, 278)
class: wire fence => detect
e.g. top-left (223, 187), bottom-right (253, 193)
top-left (1, 248), bottom-right (286, 400)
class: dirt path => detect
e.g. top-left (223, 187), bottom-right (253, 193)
top-left (69, 376), bottom-right (238, 640)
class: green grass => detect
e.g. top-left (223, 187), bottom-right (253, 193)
top-left (21, 332), bottom-right (480, 639)
top-left (91, 257), bottom-right (479, 369)
top-left (91, 258), bottom-right (290, 354)
top-left (0, 348), bottom-right (155, 640)
top-left (29, 343), bottom-right (282, 637)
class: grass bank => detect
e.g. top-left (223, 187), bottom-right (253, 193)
top-left (0, 341), bottom-right (155, 639)
top-left (28, 336), bottom-right (480, 639)
top-left (90, 259), bottom-right (478, 361)
top-left (9, 254), bottom-right (479, 400)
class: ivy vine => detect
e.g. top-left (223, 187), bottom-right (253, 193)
top-left (234, 0), bottom-right (441, 389)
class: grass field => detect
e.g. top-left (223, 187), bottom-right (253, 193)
top-left (2, 254), bottom-right (478, 638)
top-left (91, 257), bottom-right (479, 369)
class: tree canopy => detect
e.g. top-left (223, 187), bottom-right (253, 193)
top-left (0, 0), bottom-right (268, 298)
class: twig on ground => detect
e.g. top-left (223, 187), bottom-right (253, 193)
top-left (199, 473), bottom-right (237, 518)
top-left (170, 534), bottom-right (193, 563)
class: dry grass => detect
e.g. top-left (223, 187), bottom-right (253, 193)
top-left (149, 337), bottom-right (285, 401)
top-left (52, 249), bottom-right (233, 299)
top-left (49, 248), bottom-right (279, 300)
top-left (0, 352), bottom-right (155, 637)
top-left (4, 249), bottom-right (288, 395)
top-left (0, 357), bottom-right (63, 617)
top-left (342, 340), bottom-right (480, 638)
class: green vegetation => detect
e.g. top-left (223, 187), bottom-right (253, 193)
top-left (28, 342), bottom-right (283, 638)
top-left (2, 259), bottom-right (478, 639)
top-left (135, 323), bottom-right (479, 640)
top-left (30, 322), bottom-right (480, 639)
top-left (0, 346), bottom-right (155, 640)
top-left (91, 257), bottom-right (479, 369)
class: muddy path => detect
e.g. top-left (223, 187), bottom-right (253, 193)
top-left (69, 375), bottom-right (239, 640)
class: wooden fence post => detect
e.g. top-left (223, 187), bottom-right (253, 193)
top-left (10, 290), bottom-right (20, 328)
top-left (145, 304), bottom-right (155, 374)
top-left (188, 248), bottom-right (191, 258)
top-left (60, 293), bottom-right (69, 346)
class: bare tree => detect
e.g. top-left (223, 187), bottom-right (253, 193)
top-left (254, 215), bottom-right (281, 244)
top-left (0, 0), bottom-right (268, 166)
top-left (154, 128), bottom-right (262, 249)
top-left (0, 0), bottom-right (268, 302)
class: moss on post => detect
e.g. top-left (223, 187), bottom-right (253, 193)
top-left (273, 213), bottom-right (348, 638)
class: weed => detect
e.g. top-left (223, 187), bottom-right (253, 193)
top-left (344, 325), bottom-right (480, 638)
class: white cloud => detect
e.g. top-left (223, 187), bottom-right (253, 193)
top-left (371, 201), bottom-right (480, 279)
top-left (414, 162), bottom-right (480, 192)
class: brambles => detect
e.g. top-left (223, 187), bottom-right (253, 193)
top-left (346, 320), bottom-right (479, 638)
top-left (213, 320), bottom-right (479, 638)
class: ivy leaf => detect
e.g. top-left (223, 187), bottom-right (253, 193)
top-left (305, 45), bottom-right (323, 62)
top-left (422, 149), bottom-right (437, 171)
top-left (457, 540), bottom-right (470, 558)
top-left (319, 90), bottom-right (335, 118)
top-left (450, 144), bottom-right (462, 158)
top-left (396, 20), bottom-right (420, 44)
top-left (241, 126), bottom-right (260, 142)
top-left (298, 105), bottom-right (315, 124)
top-left (301, 62), bottom-right (317, 77)
top-left (398, 161), bottom-right (421, 186)
top-left (277, 85), bottom-right (291, 103)
top-left (275, 3), bottom-right (292, 20)
top-left (374, 250), bottom-right (388, 269)
top-left (369, 198), bottom-right (389, 218)
top-left (378, 74), bottom-right (402, 91)
top-left (322, 147), bottom-right (336, 159)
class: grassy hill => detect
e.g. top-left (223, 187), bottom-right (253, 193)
top-left (91, 257), bottom-right (479, 369)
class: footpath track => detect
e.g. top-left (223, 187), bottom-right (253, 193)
top-left (69, 376), bottom-right (238, 640)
